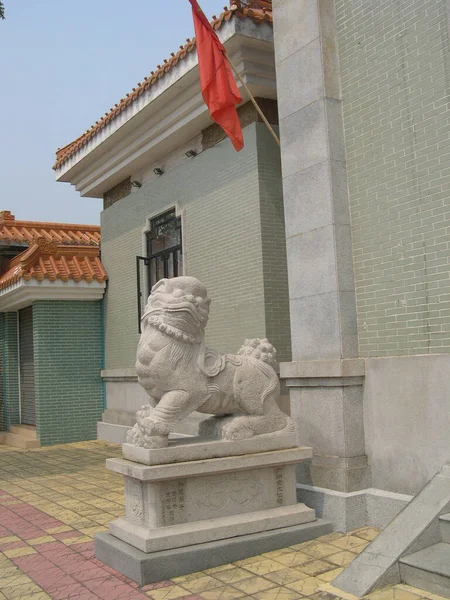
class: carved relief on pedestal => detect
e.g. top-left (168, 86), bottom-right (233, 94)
top-left (160, 480), bottom-right (186, 526)
top-left (275, 467), bottom-right (284, 505)
top-left (194, 473), bottom-right (263, 512)
top-left (125, 478), bottom-right (144, 523)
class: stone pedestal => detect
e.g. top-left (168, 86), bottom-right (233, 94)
top-left (95, 436), bottom-right (333, 585)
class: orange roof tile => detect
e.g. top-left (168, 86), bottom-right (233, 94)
top-left (53, 0), bottom-right (273, 170)
top-left (0, 237), bottom-right (107, 290)
top-left (0, 211), bottom-right (100, 246)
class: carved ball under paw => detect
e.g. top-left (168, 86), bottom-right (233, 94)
top-left (136, 404), bottom-right (153, 423)
top-left (221, 420), bottom-right (255, 441)
top-left (140, 417), bottom-right (171, 437)
top-left (126, 424), bottom-right (141, 445)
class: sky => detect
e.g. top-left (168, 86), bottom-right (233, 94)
top-left (0, 0), bottom-right (227, 225)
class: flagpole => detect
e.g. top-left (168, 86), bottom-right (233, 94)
top-left (225, 55), bottom-right (281, 148)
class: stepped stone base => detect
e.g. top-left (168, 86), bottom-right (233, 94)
top-left (96, 436), bottom-right (324, 584)
top-left (96, 520), bottom-right (333, 586)
top-left (400, 543), bottom-right (450, 599)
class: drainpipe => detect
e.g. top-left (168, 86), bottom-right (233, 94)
top-left (16, 312), bottom-right (21, 424)
top-left (100, 299), bottom-right (106, 411)
top-left (1, 314), bottom-right (7, 431)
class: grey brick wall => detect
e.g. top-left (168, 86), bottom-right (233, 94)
top-left (335, 0), bottom-right (450, 356)
top-left (101, 122), bottom-right (290, 368)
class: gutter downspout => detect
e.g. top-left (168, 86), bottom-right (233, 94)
top-left (100, 299), bottom-right (106, 411)
top-left (16, 312), bottom-right (21, 424)
top-left (1, 314), bottom-right (7, 431)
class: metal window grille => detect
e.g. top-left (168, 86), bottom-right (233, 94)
top-left (136, 210), bottom-right (182, 332)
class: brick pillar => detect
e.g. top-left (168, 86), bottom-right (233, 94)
top-left (272, 0), bottom-right (370, 510)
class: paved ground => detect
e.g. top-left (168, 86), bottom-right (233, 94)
top-left (0, 441), bottom-right (446, 600)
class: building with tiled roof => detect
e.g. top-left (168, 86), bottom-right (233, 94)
top-left (54, 0), bottom-right (291, 444)
top-left (49, 0), bottom-right (450, 552)
top-left (0, 211), bottom-right (106, 449)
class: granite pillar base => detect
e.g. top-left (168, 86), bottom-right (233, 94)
top-left (281, 359), bottom-right (371, 495)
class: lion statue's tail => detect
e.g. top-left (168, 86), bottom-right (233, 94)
top-left (237, 338), bottom-right (278, 371)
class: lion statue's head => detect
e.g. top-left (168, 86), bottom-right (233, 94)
top-left (141, 277), bottom-right (210, 343)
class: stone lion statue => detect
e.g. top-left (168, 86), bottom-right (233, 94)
top-left (127, 276), bottom-right (294, 448)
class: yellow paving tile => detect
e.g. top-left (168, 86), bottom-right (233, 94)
top-left (352, 541), bottom-right (370, 554)
top-left (393, 584), bottom-right (448, 600)
top-left (146, 585), bottom-right (191, 600)
top-left (242, 558), bottom-right (287, 576)
top-left (263, 568), bottom-right (309, 586)
top-left (285, 576), bottom-right (323, 596)
top-left (0, 536), bottom-right (20, 544)
top-left (316, 567), bottom-right (344, 582)
top-left (79, 525), bottom-right (108, 535)
top-left (302, 542), bottom-right (343, 559)
top-left (1, 582), bottom-right (45, 599)
top-left (234, 554), bottom-right (270, 567)
top-left (204, 563), bottom-right (236, 575)
top-left (366, 588), bottom-right (424, 600)
top-left (27, 536), bottom-right (55, 546)
top-left (180, 575), bottom-right (225, 593)
top-left (351, 526), bottom-right (380, 542)
top-left (330, 535), bottom-right (370, 550)
top-left (200, 585), bottom-right (247, 599)
top-left (0, 573), bottom-right (33, 588)
top-left (326, 551), bottom-right (357, 567)
top-left (172, 570), bottom-right (207, 584)
top-left (315, 532), bottom-right (346, 543)
top-left (45, 525), bottom-right (72, 534)
top-left (231, 575), bottom-right (278, 595)
top-left (252, 587), bottom-right (306, 600)
top-left (62, 535), bottom-right (93, 545)
top-left (262, 547), bottom-right (295, 559)
top-left (214, 567), bottom-right (259, 584)
top-left (319, 582), bottom-right (360, 600)
top-left (3, 546), bottom-right (37, 559)
top-left (272, 551), bottom-right (313, 567)
top-left (297, 559), bottom-right (334, 577)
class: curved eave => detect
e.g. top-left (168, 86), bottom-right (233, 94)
top-left (55, 18), bottom-right (276, 198)
top-left (0, 279), bottom-right (106, 312)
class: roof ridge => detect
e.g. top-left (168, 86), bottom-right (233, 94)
top-left (0, 239), bottom-right (107, 291)
top-left (53, 0), bottom-right (272, 171)
top-left (0, 219), bottom-right (101, 232)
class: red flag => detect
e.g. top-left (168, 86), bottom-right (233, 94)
top-left (189, 0), bottom-right (244, 151)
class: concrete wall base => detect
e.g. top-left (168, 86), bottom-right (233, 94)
top-left (297, 484), bottom-right (412, 532)
top-left (95, 519), bottom-right (333, 586)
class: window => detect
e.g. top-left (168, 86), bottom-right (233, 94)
top-left (146, 209), bottom-right (183, 289)
top-left (136, 209), bottom-right (183, 332)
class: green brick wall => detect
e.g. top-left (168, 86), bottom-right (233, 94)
top-left (0, 313), bottom-right (20, 429)
top-left (0, 315), bottom-right (3, 431)
top-left (102, 122), bottom-right (291, 368)
top-left (257, 125), bottom-right (291, 363)
top-left (33, 301), bottom-right (103, 445)
top-left (336, 0), bottom-right (450, 356)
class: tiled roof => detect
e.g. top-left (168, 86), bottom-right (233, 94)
top-left (0, 237), bottom-right (107, 291)
top-left (53, 0), bottom-right (273, 170)
top-left (0, 211), bottom-right (100, 246)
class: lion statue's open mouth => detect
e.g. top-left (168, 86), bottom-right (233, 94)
top-left (128, 276), bottom-right (294, 449)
